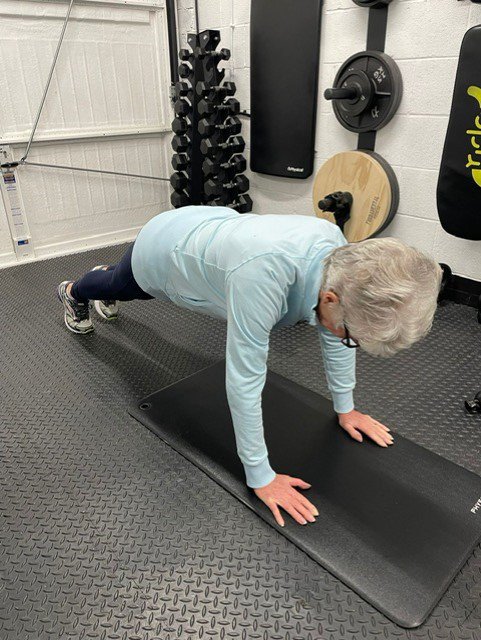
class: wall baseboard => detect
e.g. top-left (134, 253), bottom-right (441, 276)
top-left (0, 249), bottom-right (16, 268)
top-left (0, 226), bottom-right (141, 270)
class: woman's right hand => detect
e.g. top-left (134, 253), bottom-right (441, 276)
top-left (254, 474), bottom-right (318, 527)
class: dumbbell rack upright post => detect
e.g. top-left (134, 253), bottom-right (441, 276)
top-left (186, 31), bottom-right (205, 205)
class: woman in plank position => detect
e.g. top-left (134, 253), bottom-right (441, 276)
top-left (58, 206), bottom-right (443, 526)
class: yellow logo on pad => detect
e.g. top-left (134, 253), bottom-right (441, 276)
top-left (466, 86), bottom-right (481, 187)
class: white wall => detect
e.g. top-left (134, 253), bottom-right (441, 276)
top-left (0, 0), bottom-right (172, 268)
top-left (0, 196), bottom-right (14, 261)
top-left (177, 0), bottom-right (481, 282)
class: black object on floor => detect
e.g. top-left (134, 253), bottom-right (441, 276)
top-left (437, 25), bottom-right (481, 240)
top-left (130, 359), bottom-right (481, 629)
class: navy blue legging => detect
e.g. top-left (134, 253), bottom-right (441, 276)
top-left (71, 244), bottom-right (153, 302)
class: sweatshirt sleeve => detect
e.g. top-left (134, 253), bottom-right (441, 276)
top-left (316, 323), bottom-right (356, 414)
top-left (224, 259), bottom-right (288, 489)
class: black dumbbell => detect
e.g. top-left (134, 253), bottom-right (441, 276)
top-left (232, 194), bottom-right (253, 213)
top-left (171, 135), bottom-right (190, 153)
top-left (204, 180), bottom-right (226, 198)
top-left (198, 115), bottom-right (241, 137)
top-left (205, 175), bottom-right (249, 199)
top-left (174, 99), bottom-right (191, 116)
top-left (179, 48), bottom-right (193, 62)
top-left (214, 190), bottom-right (242, 206)
top-left (226, 116), bottom-right (241, 135)
top-left (202, 156), bottom-right (223, 177)
top-left (197, 81), bottom-right (236, 98)
top-left (207, 196), bottom-right (227, 207)
top-left (202, 153), bottom-right (246, 178)
top-left (198, 100), bottom-right (217, 117)
top-left (197, 110), bottom-right (224, 132)
top-left (198, 117), bottom-right (216, 137)
top-left (206, 48), bottom-right (231, 63)
top-left (223, 98), bottom-right (241, 114)
top-left (178, 63), bottom-right (192, 79)
top-left (218, 156), bottom-right (246, 182)
top-left (170, 171), bottom-right (191, 191)
top-left (171, 189), bottom-right (191, 208)
top-left (192, 40), bottom-right (221, 60)
top-left (198, 97), bottom-right (240, 117)
top-left (192, 42), bottom-right (211, 59)
top-left (172, 153), bottom-right (189, 172)
top-left (174, 81), bottom-right (192, 98)
top-left (200, 135), bottom-right (245, 158)
top-left (172, 117), bottom-right (189, 135)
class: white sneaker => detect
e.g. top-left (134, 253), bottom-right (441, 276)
top-left (91, 265), bottom-right (119, 320)
top-left (57, 281), bottom-right (94, 334)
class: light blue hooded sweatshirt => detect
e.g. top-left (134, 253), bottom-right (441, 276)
top-left (132, 206), bottom-right (356, 488)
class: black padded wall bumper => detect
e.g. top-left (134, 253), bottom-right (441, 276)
top-left (250, 0), bottom-right (323, 178)
top-left (437, 25), bottom-right (481, 240)
top-left (130, 360), bottom-right (481, 629)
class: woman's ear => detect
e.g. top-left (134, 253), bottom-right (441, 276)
top-left (325, 290), bottom-right (340, 305)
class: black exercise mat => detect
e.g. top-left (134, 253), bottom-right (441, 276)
top-left (437, 25), bottom-right (481, 240)
top-left (129, 359), bottom-right (481, 629)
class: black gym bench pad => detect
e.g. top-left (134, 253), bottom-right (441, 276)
top-left (129, 360), bottom-right (481, 628)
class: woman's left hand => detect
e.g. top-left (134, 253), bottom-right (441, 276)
top-left (337, 409), bottom-right (393, 447)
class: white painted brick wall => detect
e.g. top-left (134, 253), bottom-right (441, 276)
top-left (177, 0), bottom-right (481, 282)
top-left (0, 197), bottom-right (14, 259)
top-left (0, 0), bottom-right (171, 267)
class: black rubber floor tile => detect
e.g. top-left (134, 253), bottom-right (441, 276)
top-left (0, 244), bottom-right (480, 640)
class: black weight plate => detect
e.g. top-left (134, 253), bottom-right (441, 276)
top-left (337, 70), bottom-right (374, 117)
top-left (366, 55), bottom-right (393, 93)
top-left (343, 55), bottom-right (369, 73)
top-left (353, 0), bottom-right (393, 6)
top-left (363, 52), bottom-right (402, 132)
top-left (359, 87), bottom-right (392, 131)
top-left (361, 149), bottom-right (400, 236)
top-left (330, 51), bottom-right (403, 133)
top-left (338, 113), bottom-right (362, 129)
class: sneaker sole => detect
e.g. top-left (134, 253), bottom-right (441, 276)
top-left (93, 299), bottom-right (118, 321)
top-left (63, 312), bottom-right (95, 334)
top-left (57, 282), bottom-right (94, 335)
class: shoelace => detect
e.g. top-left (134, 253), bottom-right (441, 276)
top-left (74, 301), bottom-right (90, 322)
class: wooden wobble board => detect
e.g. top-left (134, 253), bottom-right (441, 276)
top-left (313, 150), bottom-right (399, 242)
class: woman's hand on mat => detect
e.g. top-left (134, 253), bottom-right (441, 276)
top-left (254, 474), bottom-right (319, 527)
top-left (337, 409), bottom-right (393, 447)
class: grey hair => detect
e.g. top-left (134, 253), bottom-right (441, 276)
top-left (321, 237), bottom-right (444, 358)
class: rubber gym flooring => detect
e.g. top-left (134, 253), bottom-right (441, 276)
top-left (1, 244), bottom-right (480, 640)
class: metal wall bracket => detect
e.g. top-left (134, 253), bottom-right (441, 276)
top-left (0, 146), bottom-right (35, 260)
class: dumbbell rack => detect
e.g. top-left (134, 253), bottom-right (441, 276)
top-left (170, 29), bottom-right (252, 213)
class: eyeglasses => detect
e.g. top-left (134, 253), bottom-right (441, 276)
top-left (341, 323), bottom-right (360, 349)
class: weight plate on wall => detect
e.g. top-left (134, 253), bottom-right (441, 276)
top-left (362, 150), bottom-right (399, 236)
top-left (326, 51), bottom-right (403, 133)
top-left (352, 0), bottom-right (393, 7)
top-left (312, 150), bottom-right (399, 242)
